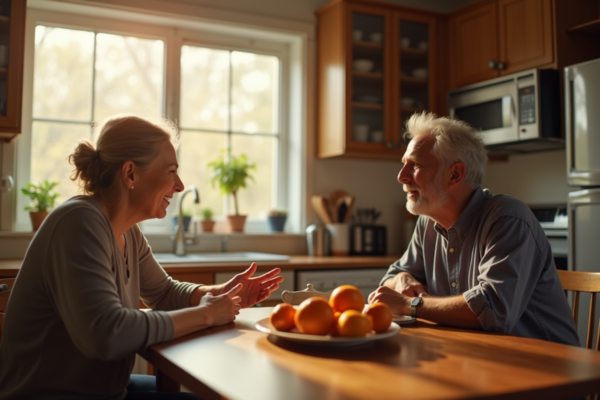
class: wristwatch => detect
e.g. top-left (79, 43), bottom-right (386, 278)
top-left (410, 296), bottom-right (423, 318)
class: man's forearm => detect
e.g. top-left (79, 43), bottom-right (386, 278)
top-left (417, 295), bottom-right (481, 329)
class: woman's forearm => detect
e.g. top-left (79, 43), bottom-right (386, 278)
top-left (189, 284), bottom-right (224, 306)
top-left (168, 306), bottom-right (213, 339)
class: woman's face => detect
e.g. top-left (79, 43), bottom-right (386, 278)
top-left (133, 140), bottom-right (184, 221)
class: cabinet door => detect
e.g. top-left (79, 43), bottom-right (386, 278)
top-left (450, 2), bottom-right (499, 88)
top-left (345, 4), bottom-right (394, 155)
top-left (393, 11), bottom-right (437, 148)
top-left (498, 0), bottom-right (553, 75)
top-left (0, 0), bottom-right (25, 140)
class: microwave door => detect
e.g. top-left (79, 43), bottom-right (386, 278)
top-left (566, 59), bottom-right (600, 187)
top-left (452, 95), bottom-right (517, 145)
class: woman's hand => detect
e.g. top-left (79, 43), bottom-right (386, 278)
top-left (200, 283), bottom-right (243, 327)
top-left (222, 263), bottom-right (284, 308)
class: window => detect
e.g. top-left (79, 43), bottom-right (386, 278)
top-left (31, 26), bottom-right (165, 203)
top-left (178, 46), bottom-right (280, 218)
top-left (7, 6), bottom-right (305, 233)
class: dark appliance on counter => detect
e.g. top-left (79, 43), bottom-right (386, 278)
top-left (565, 57), bottom-right (600, 348)
top-left (350, 225), bottom-right (386, 256)
top-left (448, 68), bottom-right (563, 155)
top-left (528, 204), bottom-right (568, 271)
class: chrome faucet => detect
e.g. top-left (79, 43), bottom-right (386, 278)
top-left (174, 186), bottom-right (200, 256)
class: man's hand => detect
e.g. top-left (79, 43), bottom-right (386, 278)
top-left (368, 286), bottom-right (412, 316)
top-left (385, 272), bottom-right (428, 297)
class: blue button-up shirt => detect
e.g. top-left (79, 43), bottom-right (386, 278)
top-left (383, 187), bottom-right (580, 346)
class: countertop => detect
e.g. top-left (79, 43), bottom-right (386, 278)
top-left (0, 255), bottom-right (399, 277)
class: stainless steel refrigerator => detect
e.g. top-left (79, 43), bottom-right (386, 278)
top-left (565, 57), bottom-right (600, 348)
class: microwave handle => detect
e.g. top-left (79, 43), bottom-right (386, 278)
top-left (566, 70), bottom-right (576, 172)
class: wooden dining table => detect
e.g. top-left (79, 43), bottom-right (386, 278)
top-left (139, 307), bottom-right (600, 400)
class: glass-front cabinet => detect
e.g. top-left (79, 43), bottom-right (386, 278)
top-left (0, 0), bottom-right (26, 141)
top-left (316, 0), bottom-right (438, 159)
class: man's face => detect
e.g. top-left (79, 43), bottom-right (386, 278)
top-left (398, 134), bottom-right (449, 216)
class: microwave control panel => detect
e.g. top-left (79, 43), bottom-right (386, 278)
top-left (518, 86), bottom-right (536, 125)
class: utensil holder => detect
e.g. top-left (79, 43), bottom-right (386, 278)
top-left (326, 223), bottom-right (349, 256)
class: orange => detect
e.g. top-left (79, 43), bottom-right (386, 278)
top-left (364, 302), bottom-right (393, 333)
top-left (330, 311), bottom-right (342, 336)
top-left (295, 297), bottom-right (335, 335)
top-left (329, 285), bottom-right (365, 313)
top-left (338, 309), bottom-right (373, 337)
top-left (269, 303), bottom-right (296, 332)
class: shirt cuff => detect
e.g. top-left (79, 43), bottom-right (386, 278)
top-left (463, 285), bottom-right (489, 318)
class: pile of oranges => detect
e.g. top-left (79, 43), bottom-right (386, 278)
top-left (269, 285), bottom-right (393, 337)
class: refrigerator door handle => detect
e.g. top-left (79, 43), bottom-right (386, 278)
top-left (566, 75), bottom-right (576, 174)
top-left (568, 206), bottom-right (576, 272)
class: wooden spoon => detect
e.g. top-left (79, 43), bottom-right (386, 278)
top-left (343, 195), bottom-right (355, 223)
top-left (311, 195), bottom-right (333, 224)
top-left (328, 189), bottom-right (349, 222)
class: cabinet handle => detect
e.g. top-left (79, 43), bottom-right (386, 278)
top-left (386, 141), bottom-right (394, 150)
top-left (498, 62), bottom-right (506, 71)
top-left (488, 59), bottom-right (497, 69)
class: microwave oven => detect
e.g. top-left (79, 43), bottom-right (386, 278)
top-left (448, 69), bottom-right (563, 154)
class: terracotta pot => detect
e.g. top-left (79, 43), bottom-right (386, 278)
top-left (29, 211), bottom-right (49, 231)
top-left (201, 220), bottom-right (215, 233)
top-left (227, 215), bottom-right (247, 232)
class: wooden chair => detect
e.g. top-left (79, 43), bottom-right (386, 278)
top-left (0, 278), bottom-right (15, 340)
top-left (557, 270), bottom-right (600, 350)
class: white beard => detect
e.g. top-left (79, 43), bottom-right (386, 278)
top-left (405, 169), bottom-right (449, 216)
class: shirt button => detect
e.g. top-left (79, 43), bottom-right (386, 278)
top-left (449, 248), bottom-right (455, 253)
top-left (451, 282), bottom-right (457, 288)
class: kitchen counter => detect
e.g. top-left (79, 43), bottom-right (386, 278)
top-left (0, 255), bottom-right (400, 278)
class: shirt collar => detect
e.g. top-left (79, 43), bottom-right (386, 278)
top-left (433, 186), bottom-right (487, 239)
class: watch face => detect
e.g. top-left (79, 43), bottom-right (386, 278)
top-left (410, 297), bottom-right (422, 307)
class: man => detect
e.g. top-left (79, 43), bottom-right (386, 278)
top-left (370, 112), bottom-right (579, 346)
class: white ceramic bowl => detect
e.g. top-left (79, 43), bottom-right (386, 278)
top-left (353, 124), bottom-right (370, 142)
top-left (412, 68), bottom-right (428, 79)
top-left (352, 30), bottom-right (363, 41)
top-left (400, 98), bottom-right (415, 107)
top-left (400, 38), bottom-right (411, 48)
top-left (418, 41), bottom-right (428, 50)
top-left (370, 130), bottom-right (384, 143)
top-left (353, 59), bottom-right (374, 72)
top-left (369, 32), bottom-right (383, 43)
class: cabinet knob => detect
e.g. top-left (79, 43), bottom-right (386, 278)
top-left (498, 62), bottom-right (506, 71)
top-left (488, 59), bottom-right (497, 70)
top-left (386, 141), bottom-right (394, 150)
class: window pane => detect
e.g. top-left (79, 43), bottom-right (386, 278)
top-left (231, 134), bottom-right (276, 217)
top-left (33, 26), bottom-right (94, 120)
top-left (94, 34), bottom-right (164, 120)
top-left (180, 46), bottom-right (229, 131)
top-left (31, 121), bottom-right (90, 204)
top-left (231, 52), bottom-right (279, 133)
top-left (178, 131), bottom-right (228, 217)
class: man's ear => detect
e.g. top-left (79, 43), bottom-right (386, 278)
top-left (121, 161), bottom-right (136, 189)
top-left (448, 162), bottom-right (467, 187)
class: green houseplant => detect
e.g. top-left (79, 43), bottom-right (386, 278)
top-left (207, 152), bottom-right (256, 232)
top-left (21, 180), bottom-right (60, 231)
top-left (199, 207), bottom-right (215, 233)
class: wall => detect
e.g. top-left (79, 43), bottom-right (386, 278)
top-left (482, 150), bottom-right (571, 205)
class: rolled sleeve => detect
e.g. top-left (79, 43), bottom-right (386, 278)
top-left (464, 216), bottom-right (547, 333)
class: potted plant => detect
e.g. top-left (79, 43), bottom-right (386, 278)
top-left (200, 207), bottom-right (215, 233)
top-left (207, 152), bottom-right (256, 232)
top-left (21, 180), bottom-right (60, 231)
top-left (267, 209), bottom-right (287, 232)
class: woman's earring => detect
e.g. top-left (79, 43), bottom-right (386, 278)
top-left (131, 185), bottom-right (134, 189)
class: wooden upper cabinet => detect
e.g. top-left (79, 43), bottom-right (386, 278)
top-left (0, 0), bottom-right (25, 141)
top-left (450, 0), bottom-right (554, 88)
top-left (450, 2), bottom-right (498, 88)
top-left (316, 0), bottom-right (439, 159)
top-left (498, 0), bottom-right (554, 75)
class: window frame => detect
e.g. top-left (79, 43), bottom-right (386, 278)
top-left (2, 4), bottom-right (306, 234)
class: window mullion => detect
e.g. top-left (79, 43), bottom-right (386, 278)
top-left (90, 32), bottom-right (97, 136)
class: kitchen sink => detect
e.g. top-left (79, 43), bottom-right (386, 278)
top-left (153, 252), bottom-right (290, 264)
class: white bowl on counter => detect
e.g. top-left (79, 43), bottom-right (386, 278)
top-left (353, 59), bottom-right (374, 72)
top-left (412, 68), bottom-right (428, 79)
top-left (400, 97), bottom-right (415, 107)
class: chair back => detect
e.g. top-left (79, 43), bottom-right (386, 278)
top-left (557, 270), bottom-right (600, 350)
top-left (0, 278), bottom-right (15, 339)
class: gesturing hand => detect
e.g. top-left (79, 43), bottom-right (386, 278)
top-left (200, 283), bottom-right (243, 327)
top-left (222, 263), bottom-right (284, 308)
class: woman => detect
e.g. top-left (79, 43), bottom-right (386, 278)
top-left (0, 115), bottom-right (283, 399)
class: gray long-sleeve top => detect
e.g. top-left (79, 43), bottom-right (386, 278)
top-left (382, 187), bottom-right (580, 346)
top-left (0, 196), bottom-right (200, 399)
